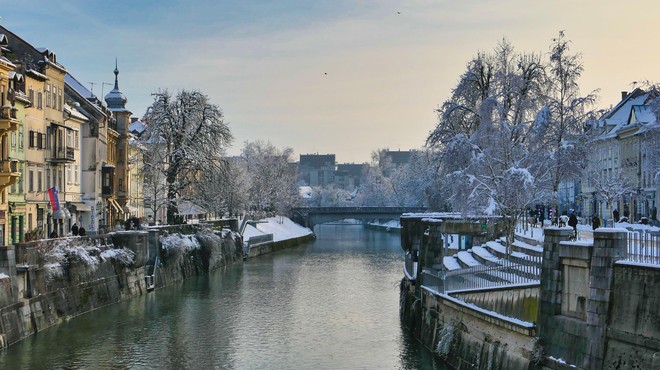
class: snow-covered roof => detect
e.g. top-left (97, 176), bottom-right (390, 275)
top-left (64, 103), bottom-right (88, 121)
top-left (129, 120), bottom-right (146, 134)
top-left (64, 73), bottom-right (95, 100)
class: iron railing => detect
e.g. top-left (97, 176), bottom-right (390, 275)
top-left (421, 258), bottom-right (540, 294)
top-left (625, 230), bottom-right (660, 264)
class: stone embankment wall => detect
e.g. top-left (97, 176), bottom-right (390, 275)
top-left (400, 279), bottom-right (535, 369)
top-left (451, 285), bottom-right (539, 323)
top-left (0, 226), bottom-right (243, 348)
top-left (247, 235), bottom-right (315, 258)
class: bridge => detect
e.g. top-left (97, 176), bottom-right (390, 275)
top-left (290, 207), bottom-right (428, 230)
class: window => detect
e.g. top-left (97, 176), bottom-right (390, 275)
top-left (28, 88), bottom-right (34, 105)
top-left (58, 88), bottom-right (63, 111)
top-left (46, 168), bottom-right (50, 189)
top-left (37, 169), bottom-right (43, 192)
top-left (37, 92), bottom-right (43, 109)
top-left (58, 169), bottom-right (63, 190)
top-left (75, 131), bottom-right (79, 149)
top-left (18, 166), bottom-right (23, 193)
top-left (38, 132), bottom-right (44, 149)
top-left (18, 125), bottom-right (23, 149)
top-left (29, 130), bottom-right (35, 148)
top-left (45, 83), bottom-right (51, 108)
top-left (11, 131), bottom-right (16, 148)
top-left (74, 165), bottom-right (79, 183)
top-left (66, 165), bottom-right (72, 184)
top-left (66, 130), bottom-right (73, 148)
top-left (28, 170), bottom-right (34, 192)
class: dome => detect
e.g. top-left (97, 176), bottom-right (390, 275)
top-left (104, 61), bottom-right (128, 109)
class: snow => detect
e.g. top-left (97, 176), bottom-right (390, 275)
top-left (0, 273), bottom-right (8, 279)
top-left (511, 239), bottom-right (543, 253)
top-left (456, 251), bottom-right (481, 267)
top-left (485, 241), bottom-right (527, 259)
top-left (252, 216), bottom-right (313, 242)
top-left (443, 256), bottom-right (462, 271)
top-left (100, 248), bottom-right (135, 266)
top-left (471, 246), bottom-right (499, 263)
top-left (161, 233), bottom-right (201, 252)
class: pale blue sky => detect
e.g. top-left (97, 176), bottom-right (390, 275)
top-left (3, 1), bottom-right (658, 162)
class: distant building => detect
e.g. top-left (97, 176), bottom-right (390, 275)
top-left (335, 163), bottom-right (367, 189)
top-left (298, 154), bottom-right (335, 187)
top-left (384, 150), bottom-right (413, 167)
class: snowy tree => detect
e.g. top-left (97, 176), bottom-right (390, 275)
top-left (141, 90), bottom-right (233, 224)
top-left (426, 39), bottom-right (553, 250)
top-left (589, 168), bottom-right (636, 219)
top-left (240, 141), bottom-right (299, 217)
top-left (540, 31), bottom-right (598, 213)
top-left (308, 185), bottom-right (353, 207)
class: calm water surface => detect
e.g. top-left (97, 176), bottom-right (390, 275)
top-left (0, 225), bottom-right (446, 369)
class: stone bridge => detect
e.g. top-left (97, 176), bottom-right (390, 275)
top-left (290, 207), bottom-right (427, 230)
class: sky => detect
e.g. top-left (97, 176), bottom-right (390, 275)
top-left (2, 1), bottom-right (658, 163)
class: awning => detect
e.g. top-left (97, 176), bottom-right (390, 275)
top-left (108, 199), bottom-right (123, 214)
top-left (70, 202), bottom-right (92, 212)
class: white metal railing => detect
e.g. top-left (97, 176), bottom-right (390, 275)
top-left (625, 230), bottom-right (660, 265)
top-left (421, 259), bottom-right (540, 294)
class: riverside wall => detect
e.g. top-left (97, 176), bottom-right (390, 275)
top-left (400, 216), bottom-right (660, 370)
top-left (0, 225), bottom-right (243, 348)
top-left (400, 279), bottom-right (535, 370)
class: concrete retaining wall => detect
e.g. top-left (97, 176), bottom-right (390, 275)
top-left (400, 279), bottom-right (535, 369)
top-left (451, 285), bottom-right (539, 323)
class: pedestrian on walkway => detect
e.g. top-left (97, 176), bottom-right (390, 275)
top-left (592, 215), bottom-right (600, 230)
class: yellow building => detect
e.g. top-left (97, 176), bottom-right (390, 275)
top-left (0, 34), bottom-right (22, 244)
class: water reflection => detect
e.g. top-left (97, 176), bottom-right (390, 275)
top-left (0, 225), bottom-right (445, 369)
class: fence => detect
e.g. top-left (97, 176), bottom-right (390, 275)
top-left (626, 230), bottom-right (660, 265)
top-left (421, 259), bottom-right (540, 294)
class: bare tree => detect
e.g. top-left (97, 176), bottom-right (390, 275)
top-left (141, 90), bottom-right (232, 224)
top-left (541, 31), bottom-right (598, 213)
top-left (240, 141), bottom-right (299, 218)
top-left (589, 168), bottom-right (636, 223)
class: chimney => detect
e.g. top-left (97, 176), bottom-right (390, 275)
top-left (621, 91), bottom-right (628, 100)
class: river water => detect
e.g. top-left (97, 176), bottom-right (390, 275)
top-left (0, 225), bottom-right (446, 369)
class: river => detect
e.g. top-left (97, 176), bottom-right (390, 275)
top-left (0, 225), bottom-right (446, 369)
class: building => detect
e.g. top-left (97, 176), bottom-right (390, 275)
top-left (583, 88), bottom-right (659, 223)
top-left (334, 163), bottom-right (367, 189)
top-left (104, 62), bottom-right (132, 228)
top-left (298, 154), bottom-right (336, 187)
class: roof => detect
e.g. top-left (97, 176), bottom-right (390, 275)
top-left (129, 120), bottom-right (147, 135)
top-left (299, 154), bottom-right (336, 168)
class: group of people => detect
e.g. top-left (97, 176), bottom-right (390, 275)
top-left (49, 223), bottom-right (86, 238)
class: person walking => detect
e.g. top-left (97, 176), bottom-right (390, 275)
top-left (613, 209), bottom-right (620, 223)
top-left (568, 212), bottom-right (578, 239)
top-left (78, 226), bottom-right (86, 236)
top-left (592, 215), bottom-right (600, 230)
top-left (71, 223), bottom-right (79, 236)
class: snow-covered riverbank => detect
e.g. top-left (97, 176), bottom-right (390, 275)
top-left (243, 216), bottom-right (313, 242)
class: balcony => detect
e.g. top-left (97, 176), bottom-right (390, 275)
top-left (48, 146), bottom-right (75, 163)
top-left (0, 159), bottom-right (21, 188)
top-left (0, 105), bottom-right (20, 133)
